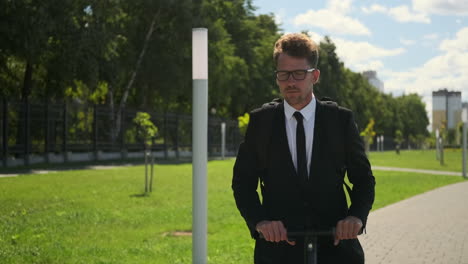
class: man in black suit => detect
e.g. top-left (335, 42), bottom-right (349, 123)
top-left (232, 33), bottom-right (375, 263)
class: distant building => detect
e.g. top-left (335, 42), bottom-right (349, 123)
top-left (432, 89), bottom-right (462, 131)
top-left (362, 71), bottom-right (384, 92)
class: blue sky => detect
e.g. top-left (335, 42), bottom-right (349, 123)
top-left (252, 0), bottom-right (468, 126)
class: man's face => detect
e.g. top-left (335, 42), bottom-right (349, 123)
top-left (276, 53), bottom-right (320, 110)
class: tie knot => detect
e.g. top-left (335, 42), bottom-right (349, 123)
top-left (293, 111), bottom-right (303, 122)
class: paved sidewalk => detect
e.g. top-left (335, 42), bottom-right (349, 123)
top-left (0, 165), bottom-right (130, 178)
top-left (373, 166), bottom-right (462, 176)
top-left (360, 180), bottom-right (468, 264)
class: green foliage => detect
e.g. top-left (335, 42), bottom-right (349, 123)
top-left (395, 130), bottom-right (404, 144)
top-left (90, 82), bottom-right (109, 104)
top-left (397, 94), bottom-right (429, 140)
top-left (65, 80), bottom-right (108, 104)
top-left (133, 112), bottom-right (158, 147)
top-left (425, 133), bottom-right (436, 149)
top-left (124, 127), bottom-right (138, 144)
top-left (0, 0), bottom-right (430, 143)
top-left (237, 112), bottom-right (249, 136)
top-left (360, 119), bottom-right (376, 152)
top-left (455, 121), bottom-right (464, 145)
top-left (200, 0), bottom-right (280, 117)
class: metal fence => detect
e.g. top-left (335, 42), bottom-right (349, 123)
top-left (0, 99), bottom-right (242, 167)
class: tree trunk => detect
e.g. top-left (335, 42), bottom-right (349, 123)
top-left (111, 10), bottom-right (161, 142)
top-left (108, 85), bottom-right (116, 140)
top-left (16, 61), bottom-right (33, 148)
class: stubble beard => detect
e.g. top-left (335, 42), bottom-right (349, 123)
top-left (283, 86), bottom-right (313, 109)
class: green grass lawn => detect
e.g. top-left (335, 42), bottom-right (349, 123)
top-left (0, 158), bottom-right (464, 263)
top-left (368, 148), bottom-right (463, 172)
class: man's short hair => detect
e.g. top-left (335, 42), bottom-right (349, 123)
top-left (273, 33), bottom-right (319, 68)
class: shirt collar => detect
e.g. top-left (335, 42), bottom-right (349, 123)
top-left (283, 96), bottom-right (316, 122)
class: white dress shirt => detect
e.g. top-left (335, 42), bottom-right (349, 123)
top-left (283, 97), bottom-right (316, 177)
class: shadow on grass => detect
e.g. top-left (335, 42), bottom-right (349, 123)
top-left (130, 193), bottom-right (151, 198)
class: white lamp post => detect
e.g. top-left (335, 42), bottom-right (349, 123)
top-left (381, 135), bottom-right (384, 151)
top-left (221, 122), bottom-right (226, 160)
top-left (462, 108), bottom-right (467, 179)
top-left (192, 28), bottom-right (208, 264)
top-left (376, 136), bottom-right (381, 152)
top-left (435, 128), bottom-right (440, 160)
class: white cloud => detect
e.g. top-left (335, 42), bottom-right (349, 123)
top-left (380, 27), bottom-right (468, 130)
top-left (362, 4), bottom-right (387, 14)
top-left (361, 4), bottom-right (430, 23)
top-left (388, 5), bottom-right (431, 23)
top-left (306, 32), bottom-right (323, 44)
top-left (400, 38), bottom-right (416, 46)
top-left (413, 0), bottom-right (468, 16)
top-left (294, 10), bottom-right (371, 36)
top-left (421, 34), bottom-right (440, 48)
top-left (332, 38), bottom-right (406, 68)
top-left (328, 0), bottom-right (353, 14)
top-left (354, 60), bottom-right (385, 72)
top-left (273, 8), bottom-right (286, 26)
top-left (440, 27), bottom-right (468, 51)
top-left (293, 0), bottom-right (371, 36)
top-left (300, 33), bottom-right (402, 72)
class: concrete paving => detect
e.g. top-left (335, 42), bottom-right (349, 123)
top-left (0, 174), bottom-right (17, 178)
top-left (373, 166), bottom-right (462, 176)
top-left (360, 180), bottom-right (468, 264)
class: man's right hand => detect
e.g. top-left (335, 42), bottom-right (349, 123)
top-left (255, 220), bottom-right (296, 245)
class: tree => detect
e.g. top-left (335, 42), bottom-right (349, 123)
top-left (315, 36), bottom-right (345, 103)
top-left (398, 94), bottom-right (429, 143)
top-left (0, 0), bottom-right (432, 151)
top-left (360, 119), bottom-right (376, 153)
top-left (394, 130), bottom-right (404, 154)
top-left (198, 0), bottom-right (280, 118)
top-left (238, 112), bottom-right (250, 136)
top-left (133, 112), bottom-right (158, 193)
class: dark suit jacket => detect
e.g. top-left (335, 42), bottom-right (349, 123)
top-left (232, 99), bottom-right (375, 263)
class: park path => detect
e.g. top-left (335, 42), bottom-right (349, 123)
top-left (373, 165), bottom-right (462, 176)
top-left (1, 165), bottom-right (462, 178)
top-left (0, 165), bottom-right (129, 178)
top-left (360, 180), bottom-right (468, 264)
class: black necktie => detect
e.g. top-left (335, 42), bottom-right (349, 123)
top-left (293, 112), bottom-right (308, 180)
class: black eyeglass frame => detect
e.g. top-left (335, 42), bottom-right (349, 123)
top-left (274, 68), bottom-right (316, 81)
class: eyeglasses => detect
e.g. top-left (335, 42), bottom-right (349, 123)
top-left (275, 68), bottom-right (315, 81)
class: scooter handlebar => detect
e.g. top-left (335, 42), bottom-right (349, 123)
top-left (258, 228), bottom-right (336, 241)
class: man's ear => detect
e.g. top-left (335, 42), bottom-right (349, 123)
top-left (313, 69), bottom-right (321, 84)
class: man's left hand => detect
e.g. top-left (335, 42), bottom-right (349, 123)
top-left (334, 216), bottom-right (363, 246)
